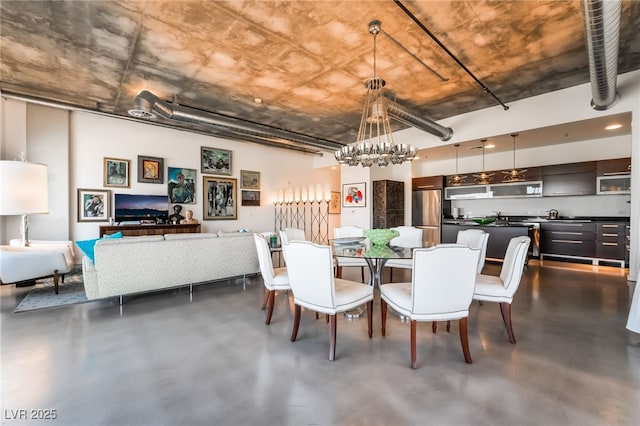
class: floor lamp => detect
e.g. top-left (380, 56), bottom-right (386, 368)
top-left (0, 160), bottom-right (49, 246)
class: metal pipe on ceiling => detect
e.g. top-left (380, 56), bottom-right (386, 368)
top-left (582, 0), bottom-right (622, 110)
top-left (130, 90), bottom-right (343, 153)
top-left (386, 99), bottom-right (453, 141)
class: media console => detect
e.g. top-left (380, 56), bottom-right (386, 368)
top-left (99, 223), bottom-right (201, 237)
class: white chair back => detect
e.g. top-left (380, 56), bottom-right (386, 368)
top-left (390, 226), bottom-right (423, 248)
top-left (411, 245), bottom-right (479, 317)
top-left (499, 236), bottom-right (530, 295)
top-left (253, 233), bottom-right (277, 285)
top-left (282, 241), bottom-right (336, 311)
top-left (334, 226), bottom-right (364, 238)
top-left (456, 229), bottom-right (489, 273)
top-left (280, 228), bottom-right (306, 244)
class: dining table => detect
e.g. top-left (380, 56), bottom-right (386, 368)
top-left (330, 237), bottom-right (417, 319)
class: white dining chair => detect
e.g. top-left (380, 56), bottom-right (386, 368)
top-left (385, 226), bottom-right (423, 282)
top-left (282, 240), bottom-right (374, 361)
top-left (474, 236), bottom-right (530, 344)
top-left (456, 229), bottom-right (489, 274)
top-left (334, 226), bottom-right (366, 282)
top-left (380, 244), bottom-right (480, 368)
top-left (253, 233), bottom-right (290, 325)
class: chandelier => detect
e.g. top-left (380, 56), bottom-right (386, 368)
top-left (502, 133), bottom-right (528, 182)
top-left (334, 20), bottom-right (416, 168)
top-left (473, 139), bottom-right (494, 184)
top-left (447, 144), bottom-right (468, 186)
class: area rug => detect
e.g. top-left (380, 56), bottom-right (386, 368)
top-left (13, 269), bottom-right (88, 313)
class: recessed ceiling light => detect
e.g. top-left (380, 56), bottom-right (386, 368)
top-left (605, 123), bottom-right (622, 130)
top-left (254, 98), bottom-right (263, 104)
top-left (484, 143), bottom-right (495, 149)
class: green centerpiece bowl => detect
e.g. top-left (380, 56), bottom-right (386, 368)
top-left (364, 228), bottom-right (399, 246)
top-left (472, 217), bottom-right (496, 225)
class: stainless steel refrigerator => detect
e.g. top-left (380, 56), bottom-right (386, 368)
top-left (412, 189), bottom-right (450, 247)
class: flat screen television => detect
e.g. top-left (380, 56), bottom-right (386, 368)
top-left (114, 193), bottom-right (169, 223)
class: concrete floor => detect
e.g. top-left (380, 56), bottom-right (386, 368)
top-left (1, 260), bottom-right (639, 426)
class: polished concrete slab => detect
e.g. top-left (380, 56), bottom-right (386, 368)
top-left (1, 260), bottom-right (639, 426)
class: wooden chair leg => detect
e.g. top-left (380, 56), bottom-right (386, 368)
top-left (336, 266), bottom-right (343, 278)
top-left (432, 322), bottom-right (437, 333)
top-left (500, 302), bottom-right (517, 344)
top-left (459, 317), bottom-right (472, 364)
top-left (326, 314), bottom-right (329, 323)
top-left (315, 312), bottom-right (320, 320)
top-left (265, 290), bottom-right (276, 325)
top-left (329, 314), bottom-right (337, 361)
top-left (360, 266), bottom-right (365, 283)
top-left (446, 320), bottom-right (451, 333)
top-left (53, 270), bottom-right (61, 294)
top-left (367, 300), bottom-right (373, 338)
top-left (410, 320), bottom-right (418, 369)
top-left (261, 288), bottom-right (270, 310)
top-left (290, 304), bottom-right (301, 342)
top-left (381, 299), bottom-right (388, 336)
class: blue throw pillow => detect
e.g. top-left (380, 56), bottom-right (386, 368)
top-left (76, 232), bottom-right (123, 263)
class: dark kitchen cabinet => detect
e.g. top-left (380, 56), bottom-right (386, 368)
top-left (373, 180), bottom-right (405, 228)
top-left (412, 175), bottom-right (444, 190)
top-left (597, 158), bottom-right (631, 176)
top-left (442, 224), bottom-right (530, 260)
top-left (540, 222), bottom-right (595, 258)
top-left (595, 222), bottom-right (626, 262)
top-left (542, 161), bottom-right (597, 196)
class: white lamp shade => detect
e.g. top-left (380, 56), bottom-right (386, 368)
top-left (0, 161), bottom-right (49, 215)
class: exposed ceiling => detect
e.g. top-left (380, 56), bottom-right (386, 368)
top-left (2, 1), bottom-right (639, 157)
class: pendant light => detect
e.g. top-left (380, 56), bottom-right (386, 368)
top-left (502, 133), bottom-right (528, 182)
top-left (334, 20), bottom-right (416, 168)
top-left (447, 144), bottom-right (467, 185)
top-left (473, 139), bottom-right (494, 184)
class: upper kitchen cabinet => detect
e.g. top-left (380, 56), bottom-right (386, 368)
top-left (597, 158), bottom-right (631, 194)
top-left (542, 161), bottom-right (596, 196)
top-left (412, 176), bottom-right (445, 190)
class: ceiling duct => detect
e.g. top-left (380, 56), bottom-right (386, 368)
top-left (582, 0), bottom-right (622, 110)
top-left (128, 90), bottom-right (344, 154)
top-left (385, 99), bottom-right (453, 141)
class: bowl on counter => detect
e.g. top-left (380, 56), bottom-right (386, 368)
top-left (472, 217), bottom-right (496, 225)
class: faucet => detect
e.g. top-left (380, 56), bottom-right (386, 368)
top-left (493, 211), bottom-right (502, 220)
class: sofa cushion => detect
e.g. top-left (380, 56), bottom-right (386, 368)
top-left (76, 232), bottom-right (123, 263)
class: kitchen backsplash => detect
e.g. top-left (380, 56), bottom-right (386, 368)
top-left (451, 194), bottom-right (630, 218)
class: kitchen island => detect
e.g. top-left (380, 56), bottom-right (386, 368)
top-left (442, 222), bottom-right (532, 260)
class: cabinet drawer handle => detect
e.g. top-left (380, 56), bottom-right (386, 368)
top-left (602, 224), bottom-right (619, 228)
top-left (602, 242), bottom-right (618, 246)
top-left (549, 223), bottom-right (586, 227)
top-left (602, 171), bottom-right (630, 176)
top-left (551, 231), bottom-right (583, 235)
top-left (601, 233), bottom-right (619, 237)
top-left (551, 240), bottom-right (582, 244)
top-left (417, 185), bottom-right (436, 188)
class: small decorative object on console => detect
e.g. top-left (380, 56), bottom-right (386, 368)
top-left (364, 228), bottom-right (399, 246)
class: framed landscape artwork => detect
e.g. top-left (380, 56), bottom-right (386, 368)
top-left (103, 157), bottom-right (130, 188)
top-left (77, 188), bottom-right (111, 222)
top-left (342, 182), bottom-right (366, 207)
top-left (203, 176), bottom-right (237, 220)
top-left (201, 146), bottom-right (232, 175)
top-left (241, 190), bottom-right (260, 206)
top-left (329, 191), bottom-right (341, 214)
top-left (137, 155), bottom-right (164, 184)
top-left (240, 170), bottom-right (260, 189)
top-left (167, 167), bottom-right (196, 204)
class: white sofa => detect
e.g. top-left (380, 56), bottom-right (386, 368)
top-left (81, 233), bottom-right (259, 301)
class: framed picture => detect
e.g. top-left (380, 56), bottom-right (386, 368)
top-left (203, 176), bottom-right (237, 220)
top-left (168, 167), bottom-right (196, 204)
top-left (240, 170), bottom-right (260, 189)
top-left (241, 190), bottom-right (260, 206)
top-left (329, 191), bottom-right (341, 214)
top-left (137, 155), bottom-right (164, 184)
top-left (103, 157), bottom-right (130, 187)
top-left (342, 182), bottom-right (366, 207)
top-left (201, 146), bottom-right (232, 175)
top-left (77, 188), bottom-right (111, 222)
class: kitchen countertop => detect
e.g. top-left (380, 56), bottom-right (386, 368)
top-left (443, 216), bottom-right (630, 226)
